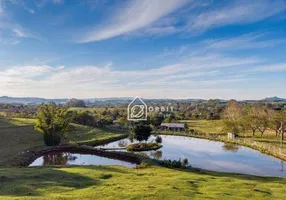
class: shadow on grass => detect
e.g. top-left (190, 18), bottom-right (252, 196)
top-left (0, 167), bottom-right (98, 197)
top-left (67, 165), bottom-right (132, 174)
top-left (170, 167), bottom-right (286, 183)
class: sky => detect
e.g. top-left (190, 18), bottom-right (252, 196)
top-left (0, 0), bottom-right (286, 100)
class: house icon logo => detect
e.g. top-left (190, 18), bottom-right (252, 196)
top-left (128, 96), bottom-right (147, 121)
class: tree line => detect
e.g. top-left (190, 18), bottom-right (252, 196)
top-left (223, 100), bottom-right (286, 140)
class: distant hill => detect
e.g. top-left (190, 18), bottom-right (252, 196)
top-left (0, 96), bottom-right (68, 104)
top-left (260, 96), bottom-right (286, 102)
top-left (0, 96), bottom-right (285, 105)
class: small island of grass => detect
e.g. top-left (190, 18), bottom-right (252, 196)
top-left (126, 142), bottom-right (162, 152)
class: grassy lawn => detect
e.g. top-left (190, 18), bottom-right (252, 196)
top-left (9, 118), bottom-right (37, 126)
top-left (0, 165), bottom-right (285, 200)
top-left (181, 120), bottom-right (225, 134)
top-left (0, 118), bottom-right (43, 164)
top-left (68, 123), bottom-right (127, 144)
top-left (0, 118), bottom-right (127, 166)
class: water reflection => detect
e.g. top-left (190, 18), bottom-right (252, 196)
top-left (43, 153), bottom-right (77, 165)
top-left (118, 140), bottom-right (128, 147)
top-left (30, 135), bottom-right (286, 177)
top-left (99, 135), bottom-right (286, 178)
top-left (222, 143), bottom-right (239, 153)
top-left (30, 153), bottom-right (136, 168)
top-left (150, 150), bottom-right (163, 159)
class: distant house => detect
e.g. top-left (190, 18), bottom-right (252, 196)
top-left (160, 123), bottom-right (185, 131)
top-left (228, 133), bottom-right (237, 139)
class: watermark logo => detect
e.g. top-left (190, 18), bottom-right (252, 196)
top-left (127, 96), bottom-right (175, 121)
top-left (128, 96), bottom-right (147, 121)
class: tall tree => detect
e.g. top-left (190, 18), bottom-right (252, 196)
top-left (222, 100), bottom-right (244, 135)
top-left (35, 104), bottom-right (72, 146)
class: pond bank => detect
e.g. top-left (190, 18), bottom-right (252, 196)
top-left (2, 145), bottom-right (147, 167)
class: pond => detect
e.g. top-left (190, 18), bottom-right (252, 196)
top-left (30, 152), bottom-right (136, 168)
top-left (99, 135), bottom-right (286, 178)
top-left (30, 135), bottom-right (286, 178)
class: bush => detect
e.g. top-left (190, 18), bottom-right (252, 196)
top-left (132, 123), bottom-right (152, 142)
top-left (136, 161), bottom-right (151, 169)
top-left (35, 104), bottom-right (72, 146)
top-left (126, 142), bottom-right (162, 151)
top-left (159, 158), bottom-right (189, 168)
top-left (155, 136), bottom-right (162, 143)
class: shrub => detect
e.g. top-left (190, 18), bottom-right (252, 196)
top-left (35, 104), bottom-right (72, 146)
top-left (126, 142), bottom-right (162, 151)
top-left (159, 158), bottom-right (189, 168)
top-left (132, 123), bottom-right (152, 142)
top-left (155, 136), bottom-right (162, 143)
top-left (136, 161), bottom-right (151, 169)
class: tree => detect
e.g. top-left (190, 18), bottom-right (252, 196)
top-left (150, 113), bottom-right (164, 127)
top-left (66, 99), bottom-right (86, 107)
top-left (117, 117), bottom-right (127, 127)
top-left (35, 104), bottom-right (72, 146)
top-left (222, 100), bottom-right (244, 135)
top-left (270, 110), bottom-right (286, 138)
top-left (251, 106), bottom-right (271, 137)
top-left (132, 123), bottom-right (152, 142)
top-left (73, 111), bottom-right (95, 126)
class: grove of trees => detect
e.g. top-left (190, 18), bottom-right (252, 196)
top-left (223, 100), bottom-right (286, 145)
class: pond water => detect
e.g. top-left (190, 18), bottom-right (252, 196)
top-left (99, 135), bottom-right (286, 178)
top-left (30, 135), bottom-right (286, 178)
top-left (30, 153), bottom-right (136, 167)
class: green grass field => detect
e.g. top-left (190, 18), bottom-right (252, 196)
top-left (68, 123), bottom-right (126, 144)
top-left (0, 165), bottom-right (285, 200)
top-left (1, 118), bottom-right (286, 199)
top-left (0, 118), bottom-right (126, 166)
top-left (182, 120), bottom-right (225, 134)
top-left (0, 118), bottom-right (43, 164)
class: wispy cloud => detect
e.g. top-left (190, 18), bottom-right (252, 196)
top-left (188, 0), bottom-right (286, 33)
top-left (13, 28), bottom-right (28, 37)
top-left (202, 33), bottom-right (286, 50)
top-left (53, 0), bottom-right (63, 5)
top-left (79, 0), bottom-right (189, 43)
top-left (245, 63), bottom-right (286, 73)
top-left (0, 51), bottom-right (264, 98)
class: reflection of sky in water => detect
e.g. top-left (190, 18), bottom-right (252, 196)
top-left (30, 135), bottom-right (285, 178)
top-left (30, 154), bottom-right (135, 168)
top-left (100, 135), bottom-right (286, 178)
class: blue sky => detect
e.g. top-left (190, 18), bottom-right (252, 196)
top-left (0, 0), bottom-right (286, 100)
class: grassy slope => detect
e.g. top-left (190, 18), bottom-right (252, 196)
top-left (0, 118), bottom-right (43, 164)
top-left (0, 118), bottom-right (126, 165)
top-left (182, 120), bottom-right (225, 134)
top-left (68, 123), bottom-right (125, 144)
top-left (0, 165), bottom-right (285, 200)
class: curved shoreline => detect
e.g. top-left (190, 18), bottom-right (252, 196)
top-left (153, 132), bottom-right (286, 161)
top-left (4, 145), bottom-right (146, 167)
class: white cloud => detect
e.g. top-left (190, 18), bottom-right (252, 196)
top-left (53, 0), bottom-right (63, 5)
top-left (188, 0), bottom-right (286, 32)
top-left (79, 0), bottom-right (189, 43)
top-left (203, 33), bottom-right (286, 50)
top-left (79, 0), bottom-right (286, 41)
top-left (245, 64), bottom-right (286, 73)
top-left (0, 65), bottom-right (63, 78)
top-left (13, 28), bottom-right (28, 37)
top-left (0, 51), bottom-right (265, 99)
